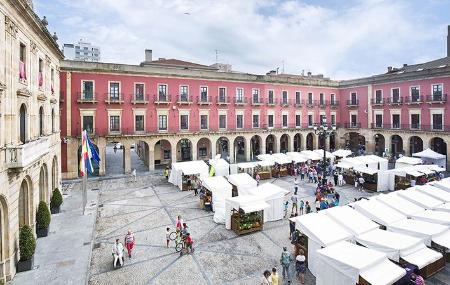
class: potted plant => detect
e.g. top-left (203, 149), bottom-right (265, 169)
top-left (17, 225), bottom-right (36, 272)
top-left (36, 201), bottom-right (51, 238)
top-left (50, 188), bottom-right (63, 214)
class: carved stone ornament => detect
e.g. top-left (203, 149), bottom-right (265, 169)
top-left (0, 82), bottom-right (6, 91)
top-left (30, 41), bottom-right (38, 54)
top-left (45, 55), bottom-right (51, 64)
top-left (17, 88), bottom-right (31, 97)
top-left (50, 98), bottom-right (57, 104)
top-left (4, 16), bottom-right (18, 38)
top-left (37, 93), bottom-right (47, 101)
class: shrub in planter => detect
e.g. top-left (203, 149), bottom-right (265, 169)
top-left (36, 201), bottom-right (51, 238)
top-left (17, 225), bottom-right (36, 272)
top-left (50, 188), bottom-right (63, 214)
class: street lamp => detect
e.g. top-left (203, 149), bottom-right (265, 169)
top-left (314, 119), bottom-right (337, 186)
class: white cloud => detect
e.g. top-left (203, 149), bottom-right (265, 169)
top-left (36, 0), bottom-right (449, 79)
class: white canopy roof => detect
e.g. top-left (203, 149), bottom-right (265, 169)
top-left (397, 188), bottom-right (444, 209)
top-left (430, 178), bottom-right (450, 192)
top-left (300, 150), bottom-right (322, 160)
top-left (332, 149), bottom-right (352, 158)
top-left (172, 160), bottom-right (209, 175)
top-left (286, 152), bottom-right (308, 163)
top-left (313, 149), bottom-right (335, 159)
top-left (411, 210), bottom-right (450, 226)
top-left (256, 160), bottom-right (275, 167)
top-left (226, 173), bottom-right (257, 188)
top-left (342, 157), bottom-right (366, 166)
top-left (323, 206), bottom-right (380, 236)
top-left (335, 161), bottom-right (355, 169)
top-left (293, 213), bottom-right (352, 247)
top-left (395, 156), bottom-right (423, 166)
top-left (236, 161), bottom-right (258, 169)
top-left (434, 203), bottom-right (450, 212)
top-left (433, 230), bottom-right (450, 250)
top-left (225, 195), bottom-right (270, 213)
top-left (353, 199), bottom-right (406, 226)
top-left (316, 241), bottom-right (405, 285)
top-left (387, 219), bottom-right (449, 246)
top-left (376, 192), bottom-right (425, 217)
top-left (353, 166), bottom-right (378, 175)
top-left (246, 183), bottom-right (289, 200)
top-left (201, 176), bottom-right (232, 193)
top-left (271, 153), bottom-right (293, 164)
top-left (413, 148), bottom-right (446, 159)
top-left (240, 201), bottom-right (270, 213)
top-left (208, 158), bottom-right (230, 176)
top-left (401, 247), bottom-right (443, 269)
top-left (364, 155), bottom-right (389, 164)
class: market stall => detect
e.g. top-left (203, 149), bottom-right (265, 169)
top-left (365, 155), bottom-right (389, 171)
top-left (353, 166), bottom-right (379, 192)
top-left (168, 160), bottom-right (209, 190)
top-left (300, 150), bottom-right (323, 161)
top-left (397, 188), bottom-right (444, 210)
top-left (347, 156), bottom-right (378, 170)
top-left (376, 192), bottom-right (425, 217)
top-left (332, 149), bottom-right (352, 158)
top-left (286, 152), bottom-right (308, 165)
top-left (322, 205), bottom-right (380, 236)
top-left (353, 198), bottom-right (406, 229)
top-left (200, 176), bottom-right (232, 223)
top-left (225, 195), bottom-right (269, 235)
top-left (316, 241), bottom-right (406, 285)
top-left (208, 158), bottom-right (230, 176)
top-left (271, 153), bottom-right (293, 176)
top-left (246, 183), bottom-right (289, 222)
top-left (255, 160), bottom-right (274, 180)
top-left (313, 149), bottom-right (335, 161)
top-left (292, 213), bottom-right (353, 277)
top-left (430, 177), bottom-right (450, 192)
top-left (226, 173), bottom-right (258, 197)
top-left (413, 148), bottom-right (447, 169)
top-left (395, 156), bottom-right (423, 168)
top-left (236, 161), bottom-right (258, 176)
top-left (411, 210), bottom-right (450, 226)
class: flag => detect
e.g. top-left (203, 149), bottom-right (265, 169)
top-left (79, 130), bottom-right (101, 176)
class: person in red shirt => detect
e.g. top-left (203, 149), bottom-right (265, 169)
top-left (185, 233), bottom-right (193, 253)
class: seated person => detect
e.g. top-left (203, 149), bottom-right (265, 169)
top-left (112, 238), bottom-right (124, 268)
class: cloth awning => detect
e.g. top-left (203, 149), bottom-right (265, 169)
top-left (227, 173), bottom-right (257, 188)
top-left (397, 188), bottom-right (443, 209)
top-left (240, 201), bottom-right (270, 213)
top-left (433, 230), bottom-right (450, 249)
top-left (300, 150), bottom-right (322, 160)
top-left (413, 148), bottom-right (446, 159)
top-left (236, 162), bottom-right (258, 169)
top-left (286, 152), bottom-right (308, 163)
top-left (322, 205), bottom-right (380, 236)
top-left (396, 156), bottom-right (423, 166)
top-left (335, 161), bottom-right (355, 169)
top-left (416, 185), bottom-right (450, 202)
top-left (402, 247), bottom-right (443, 269)
top-left (271, 153), bottom-right (293, 164)
top-left (313, 149), bottom-right (335, 159)
top-left (332, 149), bottom-right (352, 158)
top-left (387, 219), bottom-right (449, 246)
top-left (411, 210), bottom-right (450, 226)
top-left (257, 160), bottom-right (274, 167)
top-left (353, 198), bottom-right (406, 226)
top-left (353, 166), bottom-right (378, 175)
top-left (376, 192), bottom-right (425, 217)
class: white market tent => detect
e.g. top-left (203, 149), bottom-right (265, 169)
top-left (168, 160), bottom-right (209, 190)
top-left (412, 148), bottom-right (447, 169)
top-left (316, 241), bottom-right (405, 285)
top-left (236, 162), bottom-right (258, 175)
top-left (300, 150), bottom-right (322, 161)
top-left (332, 149), bottom-right (352, 158)
top-left (293, 213), bottom-right (352, 277)
top-left (334, 160), bottom-right (355, 170)
top-left (208, 158), bottom-right (230, 176)
top-left (226, 173), bottom-right (257, 195)
top-left (257, 154), bottom-right (273, 161)
top-left (355, 229), bottom-right (442, 269)
top-left (256, 160), bottom-right (275, 167)
top-left (395, 156), bottom-right (423, 168)
top-left (353, 165), bottom-right (378, 175)
top-left (434, 203), bottom-right (450, 213)
top-left (224, 195), bottom-right (270, 230)
top-left (352, 156), bottom-right (379, 170)
top-left (376, 192), bottom-right (425, 217)
top-left (387, 219), bottom-right (449, 247)
top-left (377, 165), bottom-right (443, 192)
top-left (416, 185), bottom-right (450, 203)
top-left (364, 155), bottom-right (389, 171)
top-left (429, 178), bottom-right (450, 192)
top-left (271, 153), bottom-right (293, 164)
top-left (245, 183), bottom-right (289, 222)
top-left (286, 152), bottom-right (308, 163)
top-left (201, 176), bottom-right (232, 224)
top-left (411, 210), bottom-right (450, 226)
top-left (397, 188), bottom-right (444, 210)
top-left (323, 206), bottom-right (380, 236)
top-left (313, 149), bottom-right (335, 160)
top-left (353, 198), bottom-right (406, 227)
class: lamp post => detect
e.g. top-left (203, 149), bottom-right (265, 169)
top-left (314, 119), bottom-right (337, 186)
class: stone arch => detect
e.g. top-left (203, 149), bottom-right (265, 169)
top-left (306, 132), bottom-right (315, 150)
top-left (280, 134), bottom-right (290, 153)
top-left (374, 133), bottom-right (385, 156)
top-left (216, 137), bottom-right (230, 160)
top-left (18, 176), bottom-right (33, 227)
top-left (197, 137), bottom-right (212, 160)
top-left (430, 137), bottom-right (447, 155)
top-left (233, 136), bottom-right (246, 163)
top-left (329, 132), bottom-right (337, 151)
top-left (0, 195), bottom-right (10, 262)
top-left (177, 138), bottom-right (193, 162)
top-left (39, 164), bottom-right (49, 203)
top-left (390, 135), bottom-right (403, 158)
top-left (409, 136), bottom-right (423, 155)
top-left (266, 134), bottom-right (277, 154)
top-left (19, 103), bottom-right (27, 143)
top-left (250, 135), bottom-right (262, 160)
top-left (51, 156), bottom-right (58, 191)
top-left (154, 139), bottom-right (172, 167)
top-left (293, 133), bottom-right (302, 152)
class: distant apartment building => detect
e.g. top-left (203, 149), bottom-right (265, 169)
top-left (62, 40), bottom-right (100, 62)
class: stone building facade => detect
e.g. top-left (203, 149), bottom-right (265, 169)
top-left (0, 0), bottom-right (63, 281)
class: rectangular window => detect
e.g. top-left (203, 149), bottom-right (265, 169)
top-left (82, 81), bottom-right (94, 99)
top-left (375, 114), bottom-right (383, 128)
top-left (268, 90), bottom-right (274, 104)
top-left (252, 114), bottom-right (259, 128)
top-left (350, 92), bottom-right (357, 104)
top-left (180, 115), bottom-right (189, 130)
top-left (320, 115), bottom-right (326, 125)
top-left (109, 115), bottom-right (120, 132)
top-left (411, 87), bottom-right (420, 102)
top-left (282, 91), bottom-right (288, 104)
top-left (83, 116), bottom-right (94, 133)
top-left (51, 68), bottom-right (55, 93)
top-left (330, 94), bottom-right (335, 105)
top-left (282, 115), bottom-right (288, 127)
top-left (236, 114), bottom-right (243, 129)
top-left (20, 43), bottom-right (26, 62)
top-left (219, 115), bottom-right (226, 129)
top-left (252, 89), bottom-right (259, 103)
top-left (319, 93), bottom-right (325, 105)
top-left (199, 147), bottom-right (207, 157)
top-left (432, 84), bottom-right (443, 100)
top-left (200, 86), bottom-right (208, 102)
top-left (432, 114), bottom-right (443, 130)
top-left (392, 88), bottom-right (400, 102)
top-left (219, 87), bottom-right (226, 102)
top-left (200, 115), bottom-right (208, 130)
top-left (19, 43), bottom-right (27, 80)
top-left (38, 58), bottom-right (44, 87)
top-left (331, 114), bottom-right (336, 125)
top-left (268, 115), bottom-right (274, 128)
top-left (158, 115), bottom-right (167, 130)
top-left (308, 93), bottom-right (313, 104)
top-left (135, 115), bottom-right (144, 131)
top-left (410, 114), bottom-right (420, 129)
top-left (392, 114), bottom-right (400, 129)
top-left (375, 90), bottom-right (382, 103)
top-left (135, 84), bottom-right (144, 100)
top-left (163, 150), bottom-right (170, 159)
top-left (295, 91), bottom-right (301, 104)
top-left (158, 84), bottom-right (167, 101)
top-left (236, 88), bottom-right (244, 103)
top-left (180, 85), bottom-right (188, 101)
top-left (295, 115), bottom-right (301, 127)
top-left (351, 114), bottom-right (357, 126)
top-left (308, 114), bottom-right (313, 126)
top-left (109, 82), bottom-right (120, 100)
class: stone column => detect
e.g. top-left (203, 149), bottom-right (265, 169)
top-left (171, 141), bottom-right (177, 163)
top-left (245, 137), bottom-right (251, 162)
top-left (404, 137), bottom-right (411, 156)
top-left (325, 136), bottom-right (330, 151)
top-left (211, 138), bottom-right (217, 159)
top-left (192, 140), bottom-right (197, 161)
top-left (275, 135), bottom-right (281, 153)
top-left (97, 137), bottom-right (106, 176)
top-left (260, 136), bottom-right (266, 155)
top-left (148, 148), bottom-right (155, 171)
top-left (123, 144), bottom-right (131, 174)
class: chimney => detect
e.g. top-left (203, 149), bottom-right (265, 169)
top-left (145, 49), bottom-right (152, 62)
top-left (447, 25), bottom-right (450, 57)
top-left (387, 66), bottom-right (393, 72)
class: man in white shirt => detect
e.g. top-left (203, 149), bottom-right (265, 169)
top-left (112, 238), bottom-right (124, 268)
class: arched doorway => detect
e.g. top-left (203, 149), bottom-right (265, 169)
top-left (39, 165), bottom-right (48, 202)
top-left (216, 137), bottom-right (230, 160)
top-left (18, 178), bottom-right (31, 227)
top-left (132, 140), bottom-right (150, 172)
top-left (19, 104), bottom-right (27, 143)
top-left (197, 138), bottom-right (212, 160)
top-left (39, 106), bottom-right (44, 136)
top-left (306, 133), bottom-right (315, 150)
top-left (357, 135), bottom-right (366, 155)
top-left (51, 156), bottom-right (58, 190)
top-left (293, 134), bottom-right (302, 152)
top-left (0, 196), bottom-right (9, 264)
top-left (329, 132), bottom-right (336, 151)
top-left (430, 137), bottom-right (447, 156)
top-left (280, 134), bottom-right (290, 153)
top-left (344, 132), bottom-right (362, 153)
top-left (234, 136), bottom-right (246, 163)
top-left (266, 134), bottom-right (276, 154)
top-left (374, 134), bottom-right (385, 156)
top-left (78, 144), bottom-right (100, 177)
top-left (154, 140), bottom-right (171, 167)
top-left (391, 135), bottom-right (403, 158)
top-left (409, 136), bottom-right (423, 155)
top-left (177, 139), bottom-right (192, 161)
top-left (250, 135), bottom-right (262, 160)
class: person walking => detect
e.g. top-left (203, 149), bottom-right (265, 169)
top-left (112, 238), bottom-right (124, 268)
top-left (291, 194), bottom-right (298, 214)
top-left (333, 170), bottom-right (339, 186)
top-left (296, 250), bottom-right (306, 284)
top-left (131, 168), bottom-right (137, 182)
top-left (271, 267), bottom-right (279, 285)
top-left (300, 166), bottom-right (305, 181)
top-left (192, 178), bottom-right (198, 196)
top-left (260, 270), bottom-right (271, 285)
top-left (299, 200), bottom-right (304, 215)
top-left (294, 177), bottom-right (299, 195)
top-left (283, 201), bottom-right (289, 218)
top-left (338, 172), bottom-right (344, 186)
top-left (315, 198), bottom-right (320, 212)
top-left (164, 167), bottom-right (169, 180)
top-left (256, 173), bottom-right (261, 186)
top-left (289, 215), bottom-right (295, 239)
top-left (358, 175), bottom-right (365, 191)
top-left (280, 247), bottom-right (293, 282)
top-left (305, 201), bottom-right (311, 214)
top-left (176, 215), bottom-right (184, 232)
top-left (124, 230), bottom-right (135, 258)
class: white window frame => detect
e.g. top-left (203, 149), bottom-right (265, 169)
top-left (179, 110), bottom-right (190, 131)
top-left (81, 80), bottom-right (95, 99)
top-left (157, 109), bottom-right (169, 132)
top-left (132, 108), bottom-right (146, 133)
top-left (107, 109), bottom-right (122, 134)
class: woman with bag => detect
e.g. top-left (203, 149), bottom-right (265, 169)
top-left (296, 250), bottom-right (306, 284)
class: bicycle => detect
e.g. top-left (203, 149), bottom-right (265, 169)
top-left (175, 240), bottom-right (194, 256)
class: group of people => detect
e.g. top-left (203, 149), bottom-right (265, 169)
top-left (112, 230), bottom-right (136, 268)
top-left (261, 246), bottom-right (306, 285)
top-left (171, 215), bottom-right (194, 253)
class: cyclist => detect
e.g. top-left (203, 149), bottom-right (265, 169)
top-left (185, 233), bottom-right (193, 253)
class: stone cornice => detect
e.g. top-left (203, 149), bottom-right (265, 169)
top-left (37, 93), bottom-right (47, 101)
top-left (17, 87), bottom-right (31, 97)
top-left (4, 15), bottom-right (18, 38)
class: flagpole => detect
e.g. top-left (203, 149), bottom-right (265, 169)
top-left (82, 172), bottom-right (87, 215)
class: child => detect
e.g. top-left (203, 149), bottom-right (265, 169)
top-left (166, 227), bottom-right (170, 248)
top-left (283, 201), bottom-right (289, 218)
top-left (299, 200), bottom-right (304, 215)
top-left (305, 201), bottom-right (311, 214)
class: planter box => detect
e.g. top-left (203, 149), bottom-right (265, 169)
top-left (51, 206), bottom-right (60, 214)
top-left (17, 256), bottom-right (34, 272)
top-left (36, 227), bottom-right (49, 238)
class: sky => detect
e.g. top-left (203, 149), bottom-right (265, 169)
top-left (34, 0), bottom-right (450, 79)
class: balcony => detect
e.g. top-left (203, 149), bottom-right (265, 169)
top-left (234, 97), bottom-right (248, 106)
top-left (346, 100), bottom-right (359, 108)
top-left (294, 99), bottom-right (304, 107)
top-left (344, 122), bottom-right (361, 128)
top-left (177, 95), bottom-right (192, 104)
top-left (131, 94), bottom-right (149, 104)
top-left (370, 98), bottom-right (385, 106)
top-left (197, 96), bottom-right (212, 105)
top-left (370, 123), bottom-right (450, 132)
top-left (279, 99), bottom-right (291, 107)
top-left (154, 94), bottom-right (171, 104)
top-left (105, 93), bottom-right (124, 104)
top-left (426, 94), bottom-right (447, 104)
top-left (77, 91), bottom-right (98, 103)
top-left (330, 100), bottom-right (339, 108)
top-left (216, 96), bottom-right (230, 105)
top-left (404, 96), bottom-right (423, 104)
top-left (251, 98), bottom-right (264, 106)
top-left (266, 98), bottom-right (276, 106)
top-left (386, 97), bottom-right (403, 105)
top-left (319, 100), bottom-right (327, 108)
top-left (6, 137), bottom-right (50, 169)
